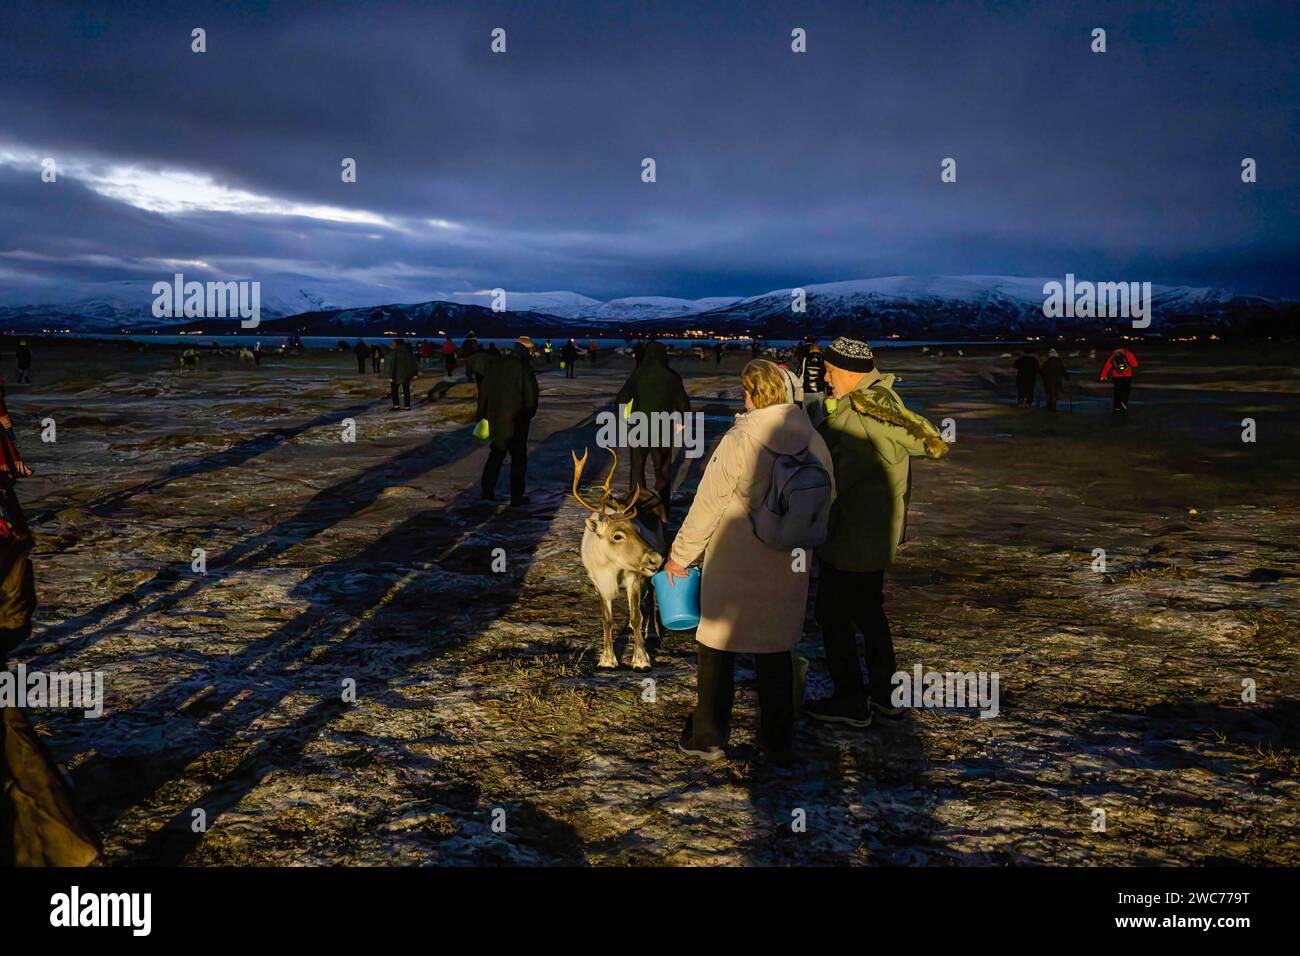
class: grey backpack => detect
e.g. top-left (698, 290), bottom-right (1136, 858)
top-left (750, 447), bottom-right (833, 549)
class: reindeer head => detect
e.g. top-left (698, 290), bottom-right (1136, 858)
top-left (572, 447), bottom-right (665, 577)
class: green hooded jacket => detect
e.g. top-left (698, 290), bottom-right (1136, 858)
top-left (383, 343), bottom-right (419, 382)
top-left (815, 373), bottom-right (949, 572)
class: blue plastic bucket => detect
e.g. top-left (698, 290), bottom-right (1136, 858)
top-left (651, 566), bottom-right (701, 630)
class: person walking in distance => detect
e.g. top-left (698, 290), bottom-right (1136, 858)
top-left (1100, 345), bottom-right (1139, 413)
top-left (478, 337), bottom-right (539, 506)
top-left (561, 338), bottom-right (578, 379)
top-left (442, 335), bottom-right (458, 377)
top-left (1012, 349), bottom-right (1039, 407)
top-left (804, 335), bottom-right (950, 727)
top-left (353, 339), bottom-right (369, 374)
top-left (460, 331), bottom-right (480, 382)
top-left (1040, 349), bottom-right (1068, 413)
top-left (384, 338), bottom-right (418, 409)
top-left (15, 341), bottom-right (32, 385)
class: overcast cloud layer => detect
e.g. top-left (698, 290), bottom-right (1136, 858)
top-left (1, 0), bottom-right (1297, 308)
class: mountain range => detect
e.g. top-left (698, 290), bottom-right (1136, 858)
top-left (0, 275), bottom-right (1293, 340)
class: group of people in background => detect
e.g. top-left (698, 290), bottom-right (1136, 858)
top-left (1013, 345), bottom-right (1139, 413)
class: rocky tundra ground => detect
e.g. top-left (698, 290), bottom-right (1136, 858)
top-left (8, 340), bottom-right (1299, 865)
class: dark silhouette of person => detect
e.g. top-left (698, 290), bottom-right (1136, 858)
top-left (1012, 349), bottom-right (1039, 406)
top-left (615, 341), bottom-right (690, 510)
top-left (1040, 349), bottom-right (1068, 412)
top-left (478, 337), bottom-right (539, 506)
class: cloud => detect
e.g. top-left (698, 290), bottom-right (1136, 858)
top-left (0, 0), bottom-right (1296, 302)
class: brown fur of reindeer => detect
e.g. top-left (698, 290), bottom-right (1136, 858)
top-left (572, 447), bottom-right (666, 670)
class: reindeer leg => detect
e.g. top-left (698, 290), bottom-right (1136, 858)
top-left (597, 595), bottom-right (618, 669)
top-left (627, 576), bottom-right (651, 671)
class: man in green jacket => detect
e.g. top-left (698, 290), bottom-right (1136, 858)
top-left (805, 335), bottom-right (950, 728)
top-left (615, 341), bottom-right (690, 508)
top-left (478, 337), bottom-right (540, 506)
top-left (383, 338), bottom-right (419, 409)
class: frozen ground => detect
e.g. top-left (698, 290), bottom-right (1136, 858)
top-left (8, 341), bottom-right (1299, 865)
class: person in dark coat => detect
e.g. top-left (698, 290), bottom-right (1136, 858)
top-left (370, 345), bottom-right (382, 374)
top-left (615, 341), bottom-right (690, 508)
top-left (713, 341), bottom-right (724, 365)
top-left (465, 348), bottom-right (490, 395)
top-left (384, 339), bottom-right (419, 409)
top-left (1012, 349), bottom-right (1039, 406)
top-left (561, 338), bottom-right (578, 379)
top-left (460, 332), bottom-right (480, 382)
top-left (802, 341), bottom-right (827, 393)
top-left (799, 341), bottom-right (829, 418)
top-left (15, 341), bottom-right (32, 384)
top-left (479, 337), bottom-right (539, 505)
top-left (793, 339), bottom-right (810, 375)
top-left (1040, 349), bottom-right (1069, 412)
top-left (353, 340), bottom-right (369, 373)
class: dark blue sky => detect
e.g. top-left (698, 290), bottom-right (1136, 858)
top-left (1, 0), bottom-right (1296, 306)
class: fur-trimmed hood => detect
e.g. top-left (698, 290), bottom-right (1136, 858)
top-left (848, 375), bottom-right (950, 459)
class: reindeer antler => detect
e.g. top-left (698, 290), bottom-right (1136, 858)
top-left (571, 447), bottom-right (638, 521)
top-left (571, 448), bottom-right (604, 513)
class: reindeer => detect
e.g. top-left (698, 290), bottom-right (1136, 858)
top-left (571, 447), bottom-right (667, 670)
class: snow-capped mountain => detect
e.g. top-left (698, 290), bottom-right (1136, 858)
top-left (0, 273), bottom-right (405, 331)
top-left (571, 296), bottom-right (743, 323)
top-left (670, 275), bottom-right (1289, 339)
top-left (0, 274), bottom-right (1290, 337)
top-left (427, 290), bottom-right (601, 317)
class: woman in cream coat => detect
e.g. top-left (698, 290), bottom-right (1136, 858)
top-left (664, 359), bottom-right (833, 760)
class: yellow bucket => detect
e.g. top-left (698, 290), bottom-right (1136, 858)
top-left (473, 419), bottom-right (490, 440)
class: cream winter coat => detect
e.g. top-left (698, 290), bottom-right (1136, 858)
top-left (668, 402), bottom-right (834, 654)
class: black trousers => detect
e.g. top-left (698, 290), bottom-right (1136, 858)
top-left (390, 378), bottom-right (411, 407)
top-left (1016, 377), bottom-right (1035, 406)
top-left (1044, 382), bottom-right (1062, 412)
top-left (692, 643), bottom-right (794, 750)
top-left (814, 563), bottom-right (896, 706)
top-left (629, 444), bottom-right (672, 500)
top-left (356, 355), bottom-right (367, 373)
top-left (564, 360), bottom-right (576, 379)
top-left (1112, 378), bottom-right (1132, 411)
top-left (481, 415), bottom-right (532, 501)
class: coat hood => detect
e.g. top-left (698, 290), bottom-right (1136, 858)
top-left (850, 371), bottom-right (894, 395)
top-left (736, 402), bottom-right (817, 456)
top-left (642, 341), bottom-right (670, 365)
